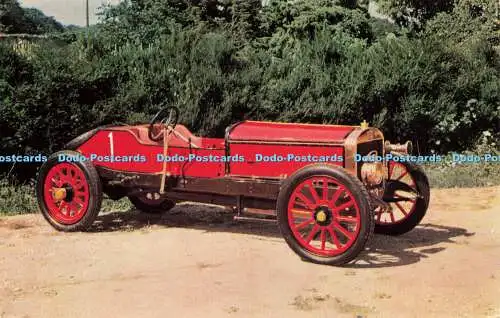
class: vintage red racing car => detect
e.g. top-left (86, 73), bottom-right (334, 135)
top-left (36, 107), bottom-right (430, 265)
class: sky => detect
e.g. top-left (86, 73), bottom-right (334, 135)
top-left (19, 0), bottom-right (120, 26)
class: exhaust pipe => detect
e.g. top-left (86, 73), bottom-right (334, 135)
top-left (385, 140), bottom-right (413, 155)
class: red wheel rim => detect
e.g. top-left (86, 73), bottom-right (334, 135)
top-left (43, 163), bottom-right (90, 225)
top-left (287, 176), bottom-right (361, 257)
top-left (376, 162), bottom-right (417, 224)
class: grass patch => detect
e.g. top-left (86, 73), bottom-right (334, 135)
top-left (423, 153), bottom-right (500, 188)
top-left (0, 178), bottom-right (38, 215)
top-left (101, 197), bottom-right (132, 213)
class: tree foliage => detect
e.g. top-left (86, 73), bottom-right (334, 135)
top-left (375, 0), bottom-right (455, 29)
top-left (0, 0), bottom-right (64, 34)
top-left (375, 0), bottom-right (499, 31)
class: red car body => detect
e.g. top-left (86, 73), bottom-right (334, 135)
top-left (66, 121), bottom-right (381, 209)
top-left (77, 121), bottom-right (350, 176)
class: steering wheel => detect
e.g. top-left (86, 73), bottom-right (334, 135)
top-left (148, 106), bottom-right (180, 141)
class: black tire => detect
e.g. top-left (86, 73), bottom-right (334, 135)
top-left (36, 150), bottom-right (102, 232)
top-left (277, 164), bottom-right (374, 266)
top-left (375, 161), bottom-right (430, 236)
top-left (128, 195), bottom-right (176, 214)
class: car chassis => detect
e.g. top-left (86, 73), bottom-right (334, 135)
top-left (37, 107), bottom-right (430, 265)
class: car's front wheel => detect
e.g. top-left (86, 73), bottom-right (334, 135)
top-left (374, 161), bottom-right (430, 235)
top-left (277, 164), bottom-right (374, 266)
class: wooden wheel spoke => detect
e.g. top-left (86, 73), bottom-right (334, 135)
top-left (332, 200), bottom-right (354, 212)
top-left (329, 186), bottom-right (344, 206)
top-left (327, 226), bottom-right (341, 249)
top-left (69, 168), bottom-right (77, 178)
top-left (73, 179), bottom-right (84, 190)
top-left (58, 201), bottom-right (69, 215)
top-left (394, 193), bottom-right (416, 202)
top-left (396, 170), bottom-right (408, 181)
top-left (73, 194), bottom-right (86, 204)
top-left (337, 216), bottom-right (358, 223)
top-left (389, 210), bottom-right (396, 222)
top-left (333, 223), bottom-right (353, 240)
top-left (395, 202), bottom-right (408, 216)
top-left (51, 177), bottom-right (62, 187)
top-left (60, 169), bottom-right (69, 180)
top-left (73, 197), bottom-right (84, 207)
top-left (388, 164), bottom-right (393, 179)
top-left (70, 202), bottom-right (82, 215)
top-left (291, 208), bottom-right (313, 218)
top-left (295, 200), bottom-right (309, 209)
top-left (305, 224), bottom-right (320, 243)
top-left (296, 193), bottom-right (315, 209)
top-left (320, 228), bottom-right (326, 250)
top-left (306, 180), bottom-right (320, 204)
top-left (295, 218), bottom-right (315, 230)
top-left (322, 178), bottom-right (329, 200)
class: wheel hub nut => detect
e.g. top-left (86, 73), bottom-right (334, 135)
top-left (314, 206), bottom-right (332, 226)
top-left (52, 188), bottom-right (67, 201)
top-left (316, 211), bottom-right (327, 222)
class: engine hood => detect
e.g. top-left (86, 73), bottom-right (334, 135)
top-left (227, 121), bottom-right (357, 144)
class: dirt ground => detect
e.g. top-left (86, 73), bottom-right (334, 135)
top-left (1, 186), bottom-right (499, 318)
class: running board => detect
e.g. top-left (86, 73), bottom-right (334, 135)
top-left (233, 216), bottom-right (277, 223)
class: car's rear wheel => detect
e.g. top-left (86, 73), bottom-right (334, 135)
top-left (277, 164), bottom-right (374, 266)
top-left (36, 150), bottom-right (102, 231)
top-left (128, 194), bottom-right (176, 214)
top-left (374, 161), bottom-right (430, 235)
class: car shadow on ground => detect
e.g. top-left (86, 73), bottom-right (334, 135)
top-left (348, 223), bottom-right (475, 268)
top-left (91, 203), bottom-right (475, 268)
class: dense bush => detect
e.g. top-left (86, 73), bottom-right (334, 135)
top-left (0, 0), bottom-right (499, 182)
